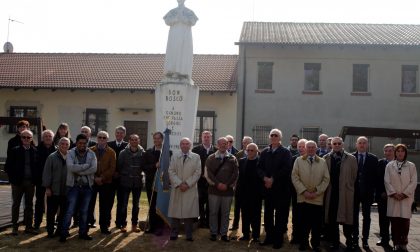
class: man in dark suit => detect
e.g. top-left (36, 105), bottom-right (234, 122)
top-left (107, 126), bottom-right (128, 228)
top-left (257, 128), bottom-right (292, 249)
top-left (5, 129), bottom-right (39, 235)
top-left (375, 144), bottom-right (395, 248)
top-left (7, 120), bottom-right (30, 157)
top-left (316, 134), bottom-right (329, 157)
top-left (143, 132), bottom-right (168, 235)
top-left (352, 136), bottom-right (378, 249)
top-left (192, 130), bottom-right (217, 228)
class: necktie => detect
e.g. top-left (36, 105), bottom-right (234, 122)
top-left (117, 143), bottom-right (120, 148)
top-left (309, 156), bottom-right (313, 164)
top-left (358, 154), bottom-right (364, 169)
top-left (183, 154), bottom-right (187, 164)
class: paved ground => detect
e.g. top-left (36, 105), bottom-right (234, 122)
top-left (0, 183), bottom-right (419, 251)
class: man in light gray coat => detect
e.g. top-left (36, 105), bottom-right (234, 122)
top-left (168, 137), bottom-right (201, 241)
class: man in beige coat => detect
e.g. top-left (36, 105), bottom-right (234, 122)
top-left (323, 137), bottom-right (358, 250)
top-left (292, 140), bottom-right (330, 252)
top-left (168, 138), bottom-right (201, 241)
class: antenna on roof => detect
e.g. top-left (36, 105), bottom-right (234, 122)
top-left (4, 17), bottom-right (24, 53)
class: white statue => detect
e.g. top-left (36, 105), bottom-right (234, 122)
top-left (163, 0), bottom-right (198, 80)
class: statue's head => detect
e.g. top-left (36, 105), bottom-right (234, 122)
top-left (177, 0), bottom-right (185, 5)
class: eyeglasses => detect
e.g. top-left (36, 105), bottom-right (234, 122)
top-left (21, 136), bottom-right (32, 140)
top-left (333, 143), bottom-right (342, 145)
top-left (97, 136), bottom-right (107, 139)
top-left (270, 134), bottom-right (278, 137)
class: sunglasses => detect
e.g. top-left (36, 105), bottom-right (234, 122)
top-left (21, 136), bottom-right (32, 140)
top-left (270, 134), bottom-right (278, 137)
top-left (97, 136), bottom-right (107, 139)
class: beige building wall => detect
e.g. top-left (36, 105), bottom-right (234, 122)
top-left (237, 45), bottom-right (420, 155)
top-left (0, 89), bottom-right (237, 158)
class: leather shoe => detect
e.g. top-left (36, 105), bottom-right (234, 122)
top-left (79, 234), bottom-right (93, 240)
top-left (186, 237), bottom-right (194, 242)
top-left (170, 236), bottom-right (178, 241)
top-left (101, 229), bottom-right (111, 235)
top-left (313, 247), bottom-right (321, 252)
top-left (88, 223), bottom-right (97, 228)
top-left (239, 236), bottom-right (250, 241)
top-left (120, 227), bottom-right (127, 233)
top-left (59, 236), bottom-right (67, 243)
top-left (260, 239), bottom-right (273, 246)
top-left (273, 243), bottom-right (283, 249)
top-left (362, 241), bottom-right (369, 249)
top-left (377, 240), bottom-right (391, 247)
top-left (329, 244), bottom-right (339, 250)
top-left (299, 243), bottom-right (308, 251)
top-left (221, 235), bottom-right (230, 242)
top-left (209, 234), bottom-right (217, 241)
top-left (24, 227), bottom-right (40, 235)
top-left (252, 238), bottom-right (260, 243)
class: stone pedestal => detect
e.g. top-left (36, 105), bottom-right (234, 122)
top-left (155, 78), bottom-right (199, 151)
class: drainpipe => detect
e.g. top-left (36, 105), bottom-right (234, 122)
top-left (241, 46), bottom-right (247, 139)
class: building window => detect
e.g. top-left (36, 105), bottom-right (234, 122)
top-left (8, 106), bottom-right (38, 134)
top-left (401, 65), bottom-right (418, 93)
top-left (353, 64), bottom-right (369, 92)
top-left (257, 62), bottom-right (273, 90)
top-left (304, 63), bottom-right (321, 91)
top-left (193, 111), bottom-right (216, 145)
top-left (252, 125), bottom-right (272, 147)
top-left (300, 127), bottom-right (321, 141)
top-left (85, 108), bottom-right (108, 136)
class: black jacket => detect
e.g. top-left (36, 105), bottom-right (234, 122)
top-left (5, 145), bottom-right (38, 185)
top-left (376, 158), bottom-right (389, 201)
top-left (257, 145), bottom-right (292, 199)
top-left (7, 134), bottom-right (21, 157)
top-left (108, 140), bottom-right (128, 160)
top-left (353, 151), bottom-right (378, 203)
top-left (142, 146), bottom-right (173, 179)
top-left (238, 157), bottom-right (263, 199)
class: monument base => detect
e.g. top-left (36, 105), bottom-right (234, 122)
top-left (155, 78), bottom-right (199, 151)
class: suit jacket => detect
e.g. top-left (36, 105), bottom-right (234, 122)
top-left (107, 140), bottom-right (128, 159)
top-left (228, 146), bottom-right (239, 156)
top-left (142, 146), bottom-right (173, 180)
top-left (353, 151), bottom-right (378, 203)
top-left (257, 145), bottom-right (292, 200)
top-left (192, 144), bottom-right (218, 177)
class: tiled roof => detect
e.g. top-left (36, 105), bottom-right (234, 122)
top-left (237, 22), bottom-right (420, 47)
top-left (0, 53), bottom-right (238, 92)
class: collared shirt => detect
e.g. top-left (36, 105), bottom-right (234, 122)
top-left (215, 150), bottom-right (228, 160)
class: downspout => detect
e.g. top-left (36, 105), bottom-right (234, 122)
top-left (241, 46), bottom-right (247, 139)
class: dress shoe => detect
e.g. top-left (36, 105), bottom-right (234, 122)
top-left (59, 236), bottom-right (67, 243)
top-left (88, 223), bottom-right (97, 228)
top-left (209, 234), bottom-right (217, 241)
top-left (154, 229), bottom-right (163, 236)
top-left (252, 238), bottom-right (260, 243)
top-left (120, 227), bottom-right (127, 233)
top-left (101, 229), bottom-right (111, 235)
top-left (290, 237), bottom-right (300, 244)
top-left (79, 234), bottom-right (93, 240)
top-left (260, 239), bottom-right (273, 246)
top-left (11, 226), bottom-right (18, 236)
top-left (299, 243), bottom-right (309, 251)
top-left (377, 240), bottom-right (391, 247)
top-left (312, 247), bottom-right (321, 252)
top-left (239, 236), bottom-right (250, 241)
top-left (272, 243), bottom-right (283, 249)
top-left (170, 236), bottom-right (178, 241)
top-left (25, 227), bottom-right (40, 235)
top-left (186, 237), bottom-right (194, 242)
top-left (221, 235), bottom-right (230, 242)
top-left (329, 243), bottom-right (339, 250)
top-left (131, 225), bottom-right (141, 233)
top-left (362, 240), bottom-right (369, 249)
top-left (144, 229), bottom-right (154, 234)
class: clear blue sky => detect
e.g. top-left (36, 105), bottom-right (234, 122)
top-left (1, 0), bottom-right (420, 54)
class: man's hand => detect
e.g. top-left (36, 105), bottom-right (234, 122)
top-left (95, 177), bottom-right (103, 186)
top-left (179, 182), bottom-right (189, 192)
top-left (45, 188), bottom-right (52, 197)
top-left (264, 177), bottom-right (273, 189)
top-left (156, 162), bottom-right (160, 169)
top-left (217, 183), bottom-right (228, 191)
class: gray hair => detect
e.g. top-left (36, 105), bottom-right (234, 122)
top-left (115, 125), bottom-right (126, 133)
top-left (20, 129), bottom-right (33, 137)
top-left (97, 131), bottom-right (109, 139)
top-left (297, 138), bottom-right (308, 145)
top-left (305, 140), bottom-right (317, 148)
top-left (42, 129), bottom-right (54, 139)
top-left (58, 137), bottom-right (70, 145)
top-left (243, 136), bottom-right (253, 143)
top-left (269, 128), bottom-right (283, 139)
top-left (81, 126), bottom-right (92, 134)
top-left (180, 137), bottom-right (192, 145)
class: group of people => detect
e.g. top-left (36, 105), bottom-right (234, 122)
top-left (4, 121), bottom-right (418, 252)
top-left (5, 120), bottom-right (166, 242)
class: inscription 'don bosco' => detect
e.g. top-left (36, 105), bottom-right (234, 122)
top-left (166, 89), bottom-right (183, 102)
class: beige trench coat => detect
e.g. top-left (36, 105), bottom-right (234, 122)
top-left (384, 160), bottom-right (417, 219)
top-left (168, 151), bottom-right (201, 219)
top-left (323, 151), bottom-right (358, 225)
